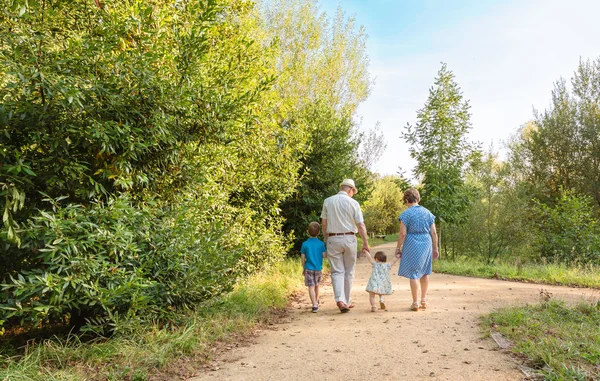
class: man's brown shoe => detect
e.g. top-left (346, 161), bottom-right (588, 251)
top-left (337, 301), bottom-right (350, 313)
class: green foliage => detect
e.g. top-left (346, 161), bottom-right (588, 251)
top-left (445, 57), bottom-right (600, 268)
top-left (445, 147), bottom-right (533, 263)
top-left (255, 1), bottom-right (374, 251)
top-left (403, 63), bottom-right (478, 231)
top-left (280, 103), bottom-right (372, 250)
top-left (433, 258), bottom-right (600, 288)
top-left (0, 182), bottom-right (25, 245)
top-left (258, 0), bottom-right (371, 115)
top-left (0, 0), bottom-right (309, 334)
top-left (0, 0), bottom-right (373, 335)
top-left (487, 300), bottom-right (600, 380)
top-left (362, 233), bottom-right (399, 248)
top-left (501, 58), bottom-right (600, 268)
top-left (0, 0), bottom-right (287, 237)
top-left (0, 259), bottom-right (303, 380)
top-left (509, 58), bottom-right (600, 207)
top-left (363, 176), bottom-right (404, 234)
top-left (1, 0), bottom-right (225, 205)
top-left (391, 171), bottom-right (412, 193)
top-left (0, 195), bottom-right (243, 334)
top-left (533, 190), bottom-right (600, 265)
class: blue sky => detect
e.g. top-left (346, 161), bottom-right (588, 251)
top-left (320, 0), bottom-right (600, 177)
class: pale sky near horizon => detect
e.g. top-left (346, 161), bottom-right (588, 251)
top-left (320, 0), bottom-right (600, 179)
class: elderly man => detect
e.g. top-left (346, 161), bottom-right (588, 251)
top-left (321, 179), bottom-right (370, 313)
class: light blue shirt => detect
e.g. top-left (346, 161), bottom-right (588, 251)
top-left (300, 237), bottom-right (326, 271)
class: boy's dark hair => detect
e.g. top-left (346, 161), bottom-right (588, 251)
top-left (374, 251), bottom-right (387, 262)
top-left (307, 221), bottom-right (320, 237)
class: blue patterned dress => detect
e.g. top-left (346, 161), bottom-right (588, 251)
top-left (365, 262), bottom-right (393, 295)
top-left (397, 205), bottom-right (435, 279)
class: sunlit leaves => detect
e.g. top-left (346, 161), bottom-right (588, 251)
top-left (403, 63), bottom-right (477, 227)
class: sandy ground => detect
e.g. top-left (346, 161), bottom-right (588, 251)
top-left (189, 243), bottom-right (599, 381)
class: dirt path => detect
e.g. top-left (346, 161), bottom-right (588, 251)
top-left (190, 243), bottom-right (599, 381)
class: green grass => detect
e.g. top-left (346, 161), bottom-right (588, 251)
top-left (433, 259), bottom-right (600, 289)
top-left (358, 233), bottom-right (399, 250)
top-left (485, 299), bottom-right (600, 380)
top-left (438, 258), bottom-right (600, 379)
top-left (0, 259), bottom-right (304, 381)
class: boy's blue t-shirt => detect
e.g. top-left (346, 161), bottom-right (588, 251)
top-left (300, 237), bottom-right (326, 271)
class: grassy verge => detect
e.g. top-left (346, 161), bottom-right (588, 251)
top-left (484, 299), bottom-right (600, 380)
top-left (440, 258), bottom-right (600, 379)
top-left (433, 259), bottom-right (600, 289)
top-left (0, 259), bottom-right (304, 381)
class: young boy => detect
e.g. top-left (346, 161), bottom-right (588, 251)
top-left (300, 221), bottom-right (327, 313)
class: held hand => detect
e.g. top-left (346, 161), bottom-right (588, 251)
top-left (362, 242), bottom-right (370, 254)
top-left (302, 269), bottom-right (306, 276)
top-left (432, 249), bottom-right (439, 260)
top-left (395, 247), bottom-right (402, 259)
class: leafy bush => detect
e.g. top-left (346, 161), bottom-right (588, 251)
top-left (0, 195), bottom-right (243, 334)
top-left (0, 0), bottom-right (279, 244)
top-left (0, 0), bottom-right (300, 334)
top-left (0, 259), bottom-right (303, 381)
top-left (0, 0), bottom-right (372, 335)
top-left (363, 176), bottom-right (404, 235)
top-left (533, 190), bottom-right (600, 265)
top-left (279, 104), bottom-right (371, 250)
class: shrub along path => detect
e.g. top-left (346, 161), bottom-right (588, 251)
top-left (190, 243), bottom-right (599, 381)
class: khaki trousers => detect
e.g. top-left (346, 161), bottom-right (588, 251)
top-left (326, 235), bottom-right (357, 304)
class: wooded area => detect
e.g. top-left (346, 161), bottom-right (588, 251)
top-left (0, 0), bottom-right (379, 334)
top-left (399, 60), bottom-right (600, 267)
top-left (1, 0), bottom-right (599, 338)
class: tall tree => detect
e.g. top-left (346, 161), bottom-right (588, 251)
top-left (403, 63), bottom-right (477, 252)
top-left (279, 102), bottom-right (371, 250)
top-left (572, 58), bottom-right (600, 207)
top-left (257, 0), bottom-right (370, 115)
top-left (255, 0), bottom-right (374, 249)
top-left (509, 57), bottom-right (600, 208)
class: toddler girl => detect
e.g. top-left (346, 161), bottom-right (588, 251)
top-left (364, 250), bottom-right (399, 311)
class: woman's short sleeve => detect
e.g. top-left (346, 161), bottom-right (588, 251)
top-left (399, 210), bottom-right (408, 225)
top-left (428, 211), bottom-right (435, 226)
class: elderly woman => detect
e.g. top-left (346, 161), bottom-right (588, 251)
top-left (395, 188), bottom-right (439, 311)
